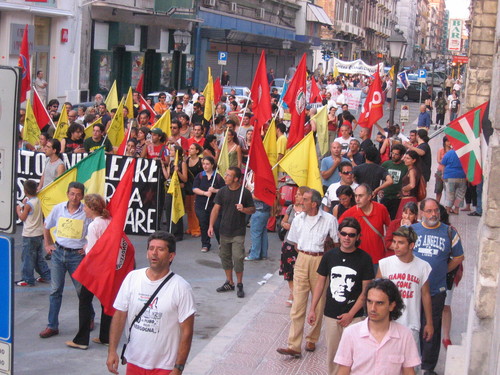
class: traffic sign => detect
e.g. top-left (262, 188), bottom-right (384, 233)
top-left (400, 104), bottom-right (410, 123)
top-left (0, 235), bottom-right (13, 375)
top-left (218, 51), bottom-right (228, 66)
top-left (418, 69), bottom-right (427, 83)
top-left (324, 55), bottom-right (331, 62)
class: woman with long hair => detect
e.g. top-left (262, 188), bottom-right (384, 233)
top-left (185, 143), bottom-right (203, 237)
top-left (395, 150), bottom-right (422, 219)
top-left (226, 128), bottom-right (242, 169)
top-left (66, 194), bottom-right (111, 349)
top-left (61, 123), bottom-right (85, 154)
top-left (332, 185), bottom-right (356, 219)
top-left (192, 156), bottom-right (226, 252)
top-left (279, 186), bottom-right (308, 306)
top-left (203, 134), bottom-right (220, 159)
top-left (161, 144), bottom-right (188, 240)
top-left (384, 201), bottom-right (419, 256)
top-left (135, 127), bottom-right (149, 158)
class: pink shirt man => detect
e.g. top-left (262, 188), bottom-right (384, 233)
top-left (334, 318), bottom-right (421, 374)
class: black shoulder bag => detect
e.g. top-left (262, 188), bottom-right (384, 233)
top-left (120, 272), bottom-right (175, 365)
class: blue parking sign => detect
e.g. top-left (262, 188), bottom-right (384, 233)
top-left (0, 235), bottom-right (13, 374)
top-left (218, 52), bottom-right (228, 66)
top-left (418, 69), bottom-right (427, 83)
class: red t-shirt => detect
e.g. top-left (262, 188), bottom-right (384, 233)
top-left (187, 137), bottom-right (205, 148)
top-left (339, 202), bottom-right (391, 264)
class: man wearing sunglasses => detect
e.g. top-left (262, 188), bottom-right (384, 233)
top-left (307, 217), bottom-right (374, 375)
top-left (322, 161), bottom-right (359, 213)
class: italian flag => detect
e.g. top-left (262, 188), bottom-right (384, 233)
top-left (39, 147), bottom-right (106, 217)
top-left (444, 101), bottom-right (489, 186)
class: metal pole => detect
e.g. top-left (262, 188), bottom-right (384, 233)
top-left (430, 59), bottom-right (435, 123)
top-left (388, 58), bottom-right (399, 127)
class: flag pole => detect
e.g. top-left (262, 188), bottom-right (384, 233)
top-left (33, 87), bottom-right (56, 128)
top-left (169, 193), bottom-right (174, 233)
top-left (238, 152), bottom-right (251, 204)
top-left (101, 134), bottom-right (108, 147)
top-left (272, 75), bottom-right (288, 122)
top-left (204, 169), bottom-right (217, 210)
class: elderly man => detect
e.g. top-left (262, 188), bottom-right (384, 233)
top-left (412, 198), bottom-right (464, 375)
top-left (417, 104), bottom-right (431, 130)
top-left (277, 188), bottom-right (339, 357)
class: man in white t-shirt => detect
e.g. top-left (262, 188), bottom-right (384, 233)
top-left (334, 125), bottom-right (354, 154)
top-left (107, 231), bottom-right (195, 374)
top-left (377, 225), bottom-right (434, 348)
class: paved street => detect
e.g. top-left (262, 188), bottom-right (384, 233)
top-left (11, 100), bottom-right (474, 375)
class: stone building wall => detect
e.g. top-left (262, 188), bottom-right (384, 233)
top-left (457, 0), bottom-right (500, 374)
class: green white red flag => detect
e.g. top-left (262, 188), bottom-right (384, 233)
top-left (444, 101), bottom-right (489, 185)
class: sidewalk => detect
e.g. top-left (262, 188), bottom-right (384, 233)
top-left (186, 134), bottom-right (479, 375)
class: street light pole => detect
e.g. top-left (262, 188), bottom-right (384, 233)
top-left (389, 58), bottom-right (400, 128)
top-left (428, 50), bottom-right (437, 125)
top-left (387, 30), bottom-right (408, 128)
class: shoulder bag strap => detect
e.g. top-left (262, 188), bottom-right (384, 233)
top-left (361, 216), bottom-right (386, 251)
top-left (125, 272), bottom-right (175, 342)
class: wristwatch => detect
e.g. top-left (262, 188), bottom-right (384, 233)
top-left (174, 364), bottom-right (185, 372)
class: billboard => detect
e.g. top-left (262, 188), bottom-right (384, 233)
top-left (448, 19), bottom-right (463, 52)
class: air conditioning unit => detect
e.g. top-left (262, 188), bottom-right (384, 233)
top-left (203, 0), bottom-right (215, 7)
top-left (231, 2), bottom-right (238, 13)
top-left (256, 8), bottom-right (265, 19)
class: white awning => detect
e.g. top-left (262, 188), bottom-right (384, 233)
top-left (0, 3), bottom-right (73, 17)
top-left (306, 4), bottom-right (333, 26)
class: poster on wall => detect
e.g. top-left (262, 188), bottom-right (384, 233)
top-left (131, 53), bottom-right (144, 88)
top-left (160, 54), bottom-right (173, 90)
top-left (99, 53), bottom-right (112, 92)
top-left (16, 151), bottom-right (162, 235)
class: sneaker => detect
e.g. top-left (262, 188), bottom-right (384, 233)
top-left (15, 280), bottom-right (34, 287)
top-left (216, 281), bottom-right (235, 293)
top-left (244, 256), bottom-right (259, 261)
top-left (201, 247), bottom-right (209, 253)
top-left (237, 283), bottom-right (245, 298)
top-left (36, 277), bottom-right (50, 283)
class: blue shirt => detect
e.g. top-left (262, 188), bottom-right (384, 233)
top-left (320, 156), bottom-right (350, 187)
top-left (45, 201), bottom-right (91, 249)
top-left (417, 111), bottom-right (431, 128)
top-left (441, 150), bottom-right (466, 179)
top-left (412, 222), bottom-right (464, 296)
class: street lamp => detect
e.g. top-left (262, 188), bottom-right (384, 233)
top-left (173, 30), bottom-right (191, 90)
top-left (428, 49), bottom-right (438, 127)
top-left (387, 31), bottom-right (408, 128)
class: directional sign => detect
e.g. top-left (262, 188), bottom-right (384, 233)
top-left (218, 51), bottom-right (228, 66)
top-left (324, 55), bottom-right (331, 62)
top-left (418, 69), bottom-right (427, 83)
top-left (0, 235), bottom-right (13, 375)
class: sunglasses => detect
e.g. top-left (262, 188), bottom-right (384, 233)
top-left (339, 231), bottom-right (357, 238)
top-left (341, 171), bottom-right (353, 175)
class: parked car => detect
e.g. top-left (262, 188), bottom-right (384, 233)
top-left (426, 72), bottom-right (445, 87)
top-left (396, 82), bottom-right (433, 102)
top-left (222, 86), bottom-right (250, 97)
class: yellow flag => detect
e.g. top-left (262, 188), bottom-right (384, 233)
top-left (84, 117), bottom-right (102, 139)
top-left (263, 119), bottom-right (278, 183)
top-left (105, 80), bottom-right (119, 111)
top-left (311, 105), bottom-right (329, 156)
top-left (107, 98), bottom-right (125, 147)
top-left (388, 65), bottom-right (395, 80)
top-left (167, 153), bottom-right (185, 224)
top-left (217, 129), bottom-right (230, 178)
top-left (53, 105), bottom-right (69, 140)
top-left (277, 132), bottom-right (323, 193)
top-left (333, 64), bottom-right (339, 79)
top-left (203, 67), bottom-right (214, 121)
top-left (152, 109), bottom-right (171, 137)
top-left (22, 99), bottom-right (41, 146)
top-left (125, 87), bottom-right (134, 119)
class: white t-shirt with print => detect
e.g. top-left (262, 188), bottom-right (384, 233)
top-left (114, 269), bottom-right (196, 370)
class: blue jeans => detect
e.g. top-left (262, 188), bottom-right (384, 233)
top-left (21, 235), bottom-right (51, 285)
top-left (48, 245), bottom-right (84, 329)
top-left (450, 112), bottom-right (458, 121)
top-left (248, 209), bottom-right (270, 259)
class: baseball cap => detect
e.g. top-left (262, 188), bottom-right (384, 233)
top-left (151, 128), bottom-right (163, 135)
top-left (392, 226), bottom-right (418, 243)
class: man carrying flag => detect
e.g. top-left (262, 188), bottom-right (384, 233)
top-left (39, 182), bottom-right (92, 339)
top-left (284, 54), bottom-right (308, 148)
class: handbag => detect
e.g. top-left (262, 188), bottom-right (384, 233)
top-left (417, 176), bottom-right (427, 202)
top-left (120, 272), bottom-right (175, 365)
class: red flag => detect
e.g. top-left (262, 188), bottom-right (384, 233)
top-left (358, 70), bottom-right (383, 128)
top-left (73, 159), bottom-right (136, 315)
top-left (32, 89), bottom-right (52, 130)
top-left (283, 54), bottom-right (307, 148)
top-left (309, 76), bottom-right (322, 103)
top-left (117, 127), bottom-right (131, 156)
top-left (139, 94), bottom-right (157, 118)
top-left (250, 51), bottom-right (272, 133)
top-left (214, 77), bottom-right (223, 104)
top-left (249, 132), bottom-right (276, 206)
top-left (18, 25), bottom-right (31, 103)
top-left (136, 72), bottom-right (144, 95)
top-left (444, 101), bottom-right (489, 185)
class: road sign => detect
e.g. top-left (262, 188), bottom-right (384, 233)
top-left (324, 55), bottom-right (331, 62)
top-left (218, 51), bottom-right (228, 66)
top-left (418, 69), bottom-right (427, 83)
top-left (0, 66), bottom-right (20, 234)
top-left (400, 104), bottom-right (410, 123)
top-left (0, 235), bottom-right (13, 375)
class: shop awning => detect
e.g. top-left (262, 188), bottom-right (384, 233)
top-left (306, 4), bottom-right (332, 26)
top-left (0, 3), bottom-right (73, 17)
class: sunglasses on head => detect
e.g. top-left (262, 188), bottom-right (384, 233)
top-left (339, 231), bottom-right (357, 238)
